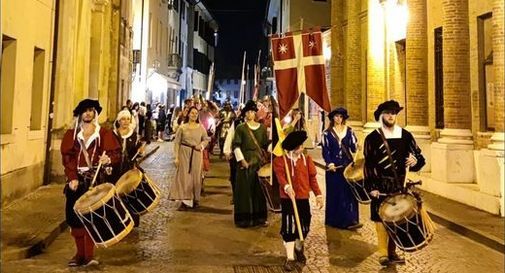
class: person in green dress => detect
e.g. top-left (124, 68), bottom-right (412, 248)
top-left (232, 100), bottom-right (269, 227)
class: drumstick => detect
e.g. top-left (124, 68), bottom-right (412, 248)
top-left (131, 142), bottom-right (147, 161)
top-left (403, 166), bottom-right (410, 189)
top-left (90, 151), bottom-right (107, 188)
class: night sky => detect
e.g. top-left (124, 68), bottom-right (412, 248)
top-left (202, 0), bottom-right (269, 79)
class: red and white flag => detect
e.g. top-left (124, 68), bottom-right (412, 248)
top-left (271, 30), bottom-right (331, 118)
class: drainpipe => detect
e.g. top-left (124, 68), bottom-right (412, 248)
top-left (43, 0), bottom-right (60, 185)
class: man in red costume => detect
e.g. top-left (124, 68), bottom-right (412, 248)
top-left (61, 98), bottom-right (121, 267)
top-left (273, 130), bottom-right (324, 271)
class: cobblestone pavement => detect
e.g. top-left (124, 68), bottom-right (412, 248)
top-left (2, 143), bottom-right (504, 273)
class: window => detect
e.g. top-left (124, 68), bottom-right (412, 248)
top-left (478, 12), bottom-right (494, 131)
top-left (194, 11), bottom-right (199, 32)
top-left (434, 27), bottom-right (444, 129)
top-left (30, 47), bottom-right (45, 130)
top-left (1, 35), bottom-right (16, 134)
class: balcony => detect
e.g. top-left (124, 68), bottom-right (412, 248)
top-left (167, 53), bottom-right (183, 80)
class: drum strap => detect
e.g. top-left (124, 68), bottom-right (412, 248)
top-left (377, 128), bottom-right (400, 185)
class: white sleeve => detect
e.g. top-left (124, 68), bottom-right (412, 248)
top-left (234, 147), bottom-right (245, 162)
top-left (223, 124), bottom-right (235, 155)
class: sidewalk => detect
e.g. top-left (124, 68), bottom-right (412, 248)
top-left (0, 143), bottom-right (160, 262)
top-left (306, 147), bottom-right (505, 253)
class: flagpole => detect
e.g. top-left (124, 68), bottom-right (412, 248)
top-left (206, 62), bottom-right (214, 100)
top-left (246, 64), bottom-right (250, 102)
top-left (239, 51), bottom-right (246, 105)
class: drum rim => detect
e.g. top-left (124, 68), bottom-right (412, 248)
top-left (74, 183), bottom-right (116, 213)
top-left (378, 193), bottom-right (418, 223)
top-left (116, 169), bottom-right (143, 195)
top-left (257, 163), bottom-right (272, 178)
top-left (93, 219), bottom-right (134, 248)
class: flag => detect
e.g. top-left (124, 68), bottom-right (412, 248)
top-left (271, 30), bottom-right (331, 118)
top-left (253, 50), bottom-right (261, 100)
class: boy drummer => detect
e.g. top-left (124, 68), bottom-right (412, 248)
top-left (272, 130), bottom-right (324, 271)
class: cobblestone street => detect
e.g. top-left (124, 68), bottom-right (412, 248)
top-left (2, 143), bottom-right (504, 273)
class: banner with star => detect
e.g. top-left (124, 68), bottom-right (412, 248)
top-left (270, 30), bottom-right (331, 118)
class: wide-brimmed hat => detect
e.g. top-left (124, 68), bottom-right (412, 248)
top-left (282, 130), bottom-right (308, 151)
top-left (328, 107), bottom-right (349, 120)
top-left (242, 100), bottom-right (258, 113)
top-left (374, 100), bottom-right (404, 121)
top-left (73, 99), bottom-right (102, 117)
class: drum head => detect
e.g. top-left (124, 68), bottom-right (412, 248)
top-left (116, 169), bottom-right (143, 195)
top-left (344, 158), bottom-right (365, 182)
top-left (74, 183), bottom-right (116, 213)
top-left (379, 194), bottom-right (418, 223)
top-left (257, 163), bottom-right (271, 178)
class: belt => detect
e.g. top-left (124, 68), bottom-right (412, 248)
top-left (181, 143), bottom-right (201, 173)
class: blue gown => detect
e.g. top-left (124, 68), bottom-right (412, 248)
top-left (322, 126), bottom-right (359, 228)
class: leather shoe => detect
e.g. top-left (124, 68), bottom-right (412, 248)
top-left (379, 256), bottom-right (390, 266)
top-left (347, 223), bottom-right (363, 230)
top-left (294, 246), bottom-right (306, 264)
top-left (389, 254), bottom-right (405, 264)
top-left (283, 259), bottom-right (297, 271)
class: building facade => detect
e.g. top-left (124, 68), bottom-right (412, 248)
top-left (1, 0), bottom-right (132, 204)
top-left (330, 0), bottom-right (504, 215)
top-left (1, 0), bottom-right (55, 205)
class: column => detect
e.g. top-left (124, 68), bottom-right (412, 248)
top-left (345, 0), bottom-right (364, 140)
top-left (330, 0), bottom-right (345, 108)
top-left (479, 0), bottom-right (505, 216)
top-left (364, 0), bottom-right (387, 133)
top-left (406, 0), bottom-right (431, 171)
top-left (432, 0), bottom-right (474, 183)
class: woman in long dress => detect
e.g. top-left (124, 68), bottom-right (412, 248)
top-left (170, 107), bottom-right (209, 210)
top-left (232, 100), bottom-right (269, 227)
top-left (322, 107), bottom-right (362, 229)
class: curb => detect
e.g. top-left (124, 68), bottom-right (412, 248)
top-left (3, 144), bottom-right (161, 261)
top-left (312, 160), bottom-right (505, 253)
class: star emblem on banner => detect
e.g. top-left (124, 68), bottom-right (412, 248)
top-left (308, 40), bottom-right (316, 49)
top-left (279, 43), bottom-right (288, 54)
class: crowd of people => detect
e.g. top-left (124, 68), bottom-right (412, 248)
top-left (61, 95), bottom-right (427, 271)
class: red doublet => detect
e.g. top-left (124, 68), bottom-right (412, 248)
top-left (273, 155), bottom-right (322, 199)
top-left (61, 127), bottom-right (121, 181)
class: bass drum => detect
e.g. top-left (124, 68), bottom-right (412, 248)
top-left (379, 193), bottom-right (434, 252)
top-left (115, 168), bottom-right (161, 215)
top-left (343, 158), bottom-right (371, 204)
top-left (74, 183), bottom-right (133, 248)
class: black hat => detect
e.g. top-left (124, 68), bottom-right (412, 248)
top-left (282, 130), bottom-right (308, 151)
top-left (73, 99), bottom-right (102, 117)
top-left (328, 107), bottom-right (349, 120)
top-left (374, 100), bottom-right (403, 121)
top-left (242, 100), bottom-right (258, 113)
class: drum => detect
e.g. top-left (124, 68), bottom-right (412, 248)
top-left (257, 163), bottom-right (280, 212)
top-left (379, 193), bottom-right (433, 252)
top-left (343, 158), bottom-right (371, 204)
top-left (74, 183), bottom-right (133, 248)
top-left (115, 168), bottom-right (161, 215)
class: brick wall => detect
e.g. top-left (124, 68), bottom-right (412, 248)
top-left (493, 0), bottom-right (504, 132)
top-left (345, 0), bottom-right (362, 121)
